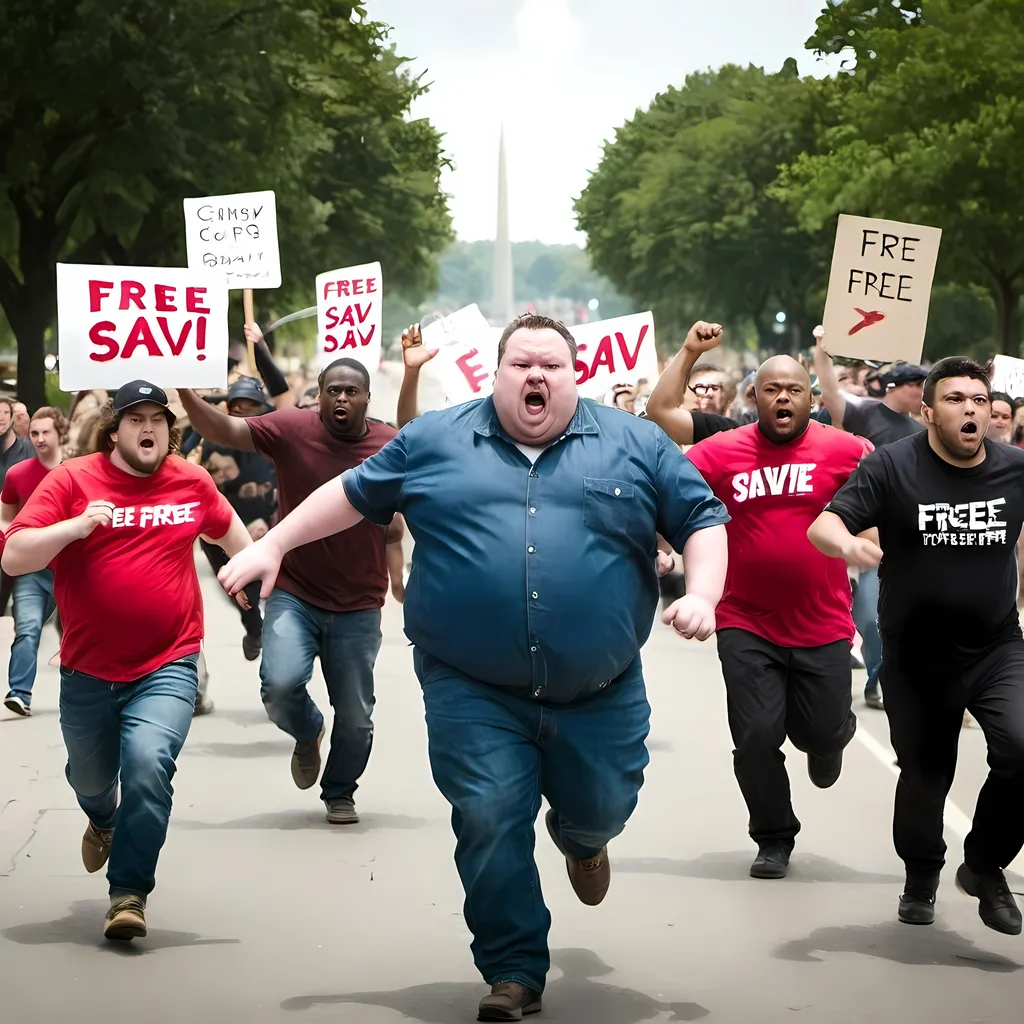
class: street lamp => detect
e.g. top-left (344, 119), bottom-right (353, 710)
top-left (588, 298), bottom-right (600, 312)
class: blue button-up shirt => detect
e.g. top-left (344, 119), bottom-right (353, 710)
top-left (342, 397), bottom-right (728, 703)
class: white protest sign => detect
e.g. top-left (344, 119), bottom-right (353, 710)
top-left (430, 333), bottom-right (502, 405)
top-left (990, 355), bottom-right (1024, 398)
top-left (183, 190), bottom-right (281, 289)
top-left (57, 263), bottom-right (229, 390)
top-left (421, 304), bottom-right (492, 350)
top-left (573, 312), bottom-right (658, 399)
top-left (822, 214), bottom-right (942, 364)
top-left (316, 262), bottom-right (383, 372)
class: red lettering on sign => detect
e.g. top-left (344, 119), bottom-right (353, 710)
top-left (121, 318), bottom-right (162, 358)
top-left (154, 285), bottom-right (177, 312)
top-left (89, 281), bottom-right (114, 313)
top-left (88, 322), bottom-right (119, 362)
top-left (456, 349), bottom-right (488, 393)
top-left (185, 287), bottom-right (210, 314)
top-left (617, 324), bottom-right (647, 370)
top-left (120, 281), bottom-right (145, 311)
top-left (157, 317), bottom-right (193, 356)
top-left (575, 323), bottom-right (650, 385)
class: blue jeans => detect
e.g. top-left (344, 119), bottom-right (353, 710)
top-left (853, 567), bottom-right (882, 690)
top-left (7, 569), bottom-right (56, 703)
top-left (259, 590), bottom-right (381, 801)
top-left (414, 650), bottom-right (651, 995)
top-left (59, 655), bottom-right (198, 897)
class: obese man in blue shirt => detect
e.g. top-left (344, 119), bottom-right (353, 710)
top-left (219, 313), bottom-right (729, 1022)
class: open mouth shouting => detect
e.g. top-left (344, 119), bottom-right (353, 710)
top-left (524, 390), bottom-right (547, 417)
top-left (775, 408), bottom-right (794, 424)
top-left (961, 421), bottom-right (979, 438)
top-left (140, 437), bottom-right (156, 451)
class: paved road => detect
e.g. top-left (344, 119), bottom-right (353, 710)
top-left (1, 561), bottom-right (1022, 1023)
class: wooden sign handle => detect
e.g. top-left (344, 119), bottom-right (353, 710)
top-left (243, 288), bottom-right (256, 373)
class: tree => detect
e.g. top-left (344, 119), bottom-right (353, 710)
top-left (777, 0), bottom-right (1024, 355)
top-left (575, 61), bottom-right (832, 350)
top-left (0, 0), bottom-right (452, 408)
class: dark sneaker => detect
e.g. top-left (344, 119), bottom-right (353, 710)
top-left (898, 874), bottom-right (939, 925)
top-left (956, 863), bottom-right (1023, 935)
top-left (3, 695), bottom-right (30, 717)
top-left (807, 751), bottom-right (843, 789)
top-left (242, 632), bottom-right (263, 662)
top-left (193, 693), bottom-right (215, 716)
top-left (545, 808), bottom-right (610, 906)
top-left (478, 982), bottom-right (542, 1022)
top-left (864, 685), bottom-right (884, 710)
top-left (104, 895), bottom-right (147, 941)
top-left (291, 727), bottom-right (325, 790)
top-left (750, 842), bottom-right (791, 879)
top-left (325, 797), bottom-right (359, 825)
top-left (82, 821), bottom-right (114, 873)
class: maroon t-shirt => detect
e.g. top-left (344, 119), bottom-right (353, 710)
top-left (247, 408), bottom-right (397, 613)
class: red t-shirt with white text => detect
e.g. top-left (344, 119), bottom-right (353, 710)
top-left (1, 457), bottom-right (50, 509)
top-left (6, 453), bottom-right (234, 681)
top-left (686, 421), bottom-right (872, 648)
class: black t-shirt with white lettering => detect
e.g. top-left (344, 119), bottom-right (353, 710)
top-left (827, 432), bottom-right (1024, 659)
top-left (842, 397), bottom-right (924, 448)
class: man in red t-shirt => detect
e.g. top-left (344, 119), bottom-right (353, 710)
top-left (678, 355), bottom-right (871, 880)
top-left (1, 406), bottom-right (67, 715)
top-left (179, 358), bottom-right (397, 826)
top-left (2, 381), bottom-right (250, 942)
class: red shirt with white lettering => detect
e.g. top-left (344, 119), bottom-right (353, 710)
top-left (1, 457), bottom-right (50, 510)
top-left (686, 421), bottom-right (872, 648)
top-left (6, 453), bottom-right (234, 681)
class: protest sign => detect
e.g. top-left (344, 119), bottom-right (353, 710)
top-left (822, 214), bottom-right (942, 364)
top-left (421, 304), bottom-right (492, 350)
top-left (57, 263), bottom-right (229, 390)
top-left (183, 191), bottom-right (281, 290)
top-left (573, 311), bottom-right (658, 400)
top-left (990, 355), bottom-right (1024, 398)
top-left (316, 262), bottom-right (383, 371)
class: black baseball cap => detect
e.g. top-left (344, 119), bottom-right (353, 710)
top-left (113, 380), bottom-right (176, 426)
top-left (885, 363), bottom-right (928, 388)
top-left (227, 377), bottom-right (271, 410)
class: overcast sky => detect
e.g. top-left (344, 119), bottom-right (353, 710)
top-left (368, 0), bottom-right (842, 245)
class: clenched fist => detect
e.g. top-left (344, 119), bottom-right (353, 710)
top-left (662, 594), bottom-right (717, 641)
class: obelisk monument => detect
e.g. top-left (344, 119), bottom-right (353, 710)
top-left (491, 128), bottom-right (515, 324)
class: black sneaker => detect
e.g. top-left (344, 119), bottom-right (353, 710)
top-left (750, 842), bottom-right (790, 879)
top-left (242, 632), bottom-right (263, 662)
top-left (956, 863), bottom-right (1023, 935)
top-left (3, 694), bottom-right (30, 717)
top-left (864, 685), bottom-right (884, 710)
top-left (898, 874), bottom-right (939, 925)
top-left (807, 751), bottom-right (843, 789)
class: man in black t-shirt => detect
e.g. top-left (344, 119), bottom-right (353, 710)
top-left (808, 357), bottom-right (1024, 938)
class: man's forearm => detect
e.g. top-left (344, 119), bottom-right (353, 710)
top-left (645, 345), bottom-right (700, 445)
top-left (397, 366), bottom-right (421, 428)
top-left (2, 520), bottom-right (82, 575)
top-left (680, 524), bottom-right (727, 605)
top-left (179, 389), bottom-right (253, 450)
top-left (813, 344), bottom-right (847, 429)
top-left (808, 511), bottom-right (854, 559)
top-left (264, 478), bottom-right (365, 557)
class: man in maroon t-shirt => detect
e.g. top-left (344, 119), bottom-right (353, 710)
top-left (666, 355), bottom-right (870, 880)
top-left (180, 358), bottom-right (396, 825)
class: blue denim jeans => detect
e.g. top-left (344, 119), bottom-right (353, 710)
top-left (853, 567), bottom-right (882, 690)
top-left (59, 655), bottom-right (198, 898)
top-left (259, 590), bottom-right (381, 801)
top-left (7, 569), bottom-right (56, 703)
top-left (414, 650), bottom-right (651, 995)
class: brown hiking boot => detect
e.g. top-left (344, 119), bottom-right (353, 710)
top-left (477, 982), bottom-right (542, 1022)
top-left (545, 807), bottom-right (610, 906)
top-left (325, 797), bottom-right (359, 824)
top-left (291, 726), bottom-right (325, 790)
top-left (82, 821), bottom-right (114, 873)
top-left (104, 895), bottom-right (147, 941)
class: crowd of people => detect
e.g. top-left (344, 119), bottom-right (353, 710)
top-left (2, 313), bottom-right (1024, 1022)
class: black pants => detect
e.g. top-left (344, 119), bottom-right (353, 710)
top-left (200, 540), bottom-right (263, 637)
top-left (717, 628), bottom-right (857, 847)
top-left (882, 635), bottom-right (1024, 878)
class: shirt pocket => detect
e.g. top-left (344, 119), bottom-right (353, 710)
top-left (583, 477), bottom-right (640, 540)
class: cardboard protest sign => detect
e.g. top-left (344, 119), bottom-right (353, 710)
top-left (573, 312), bottom-right (658, 400)
top-left (183, 190), bottom-right (281, 289)
top-left (430, 333), bottom-right (502, 405)
top-left (57, 263), bottom-right (229, 390)
top-left (990, 355), bottom-right (1024, 398)
top-left (421, 304), bottom-right (492, 350)
top-left (822, 214), bottom-right (942, 364)
top-left (316, 262), bottom-right (383, 371)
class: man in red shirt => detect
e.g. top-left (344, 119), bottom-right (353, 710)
top-left (179, 358), bottom-right (397, 826)
top-left (2, 381), bottom-right (251, 942)
top-left (1, 406), bottom-right (66, 715)
top-left (673, 355), bottom-right (870, 880)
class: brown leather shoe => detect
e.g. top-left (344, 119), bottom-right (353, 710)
top-left (291, 726), bottom-right (325, 790)
top-left (104, 895), bottom-right (147, 941)
top-left (545, 808), bottom-right (610, 906)
top-left (477, 982), bottom-right (542, 1021)
top-left (82, 821), bottom-right (114, 874)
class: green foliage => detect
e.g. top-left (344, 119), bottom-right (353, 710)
top-left (0, 0), bottom-right (453, 407)
top-left (779, 0), bottom-right (1024, 355)
top-left (576, 62), bottom-right (832, 350)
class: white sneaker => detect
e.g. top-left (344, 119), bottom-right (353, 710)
top-left (3, 695), bottom-right (30, 717)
